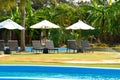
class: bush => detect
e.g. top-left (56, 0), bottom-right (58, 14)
top-left (95, 43), bottom-right (109, 48)
top-left (115, 45), bottom-right (120, 49)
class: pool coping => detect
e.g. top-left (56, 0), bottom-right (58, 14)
top-left (0, 64), bottom-right (120, 70)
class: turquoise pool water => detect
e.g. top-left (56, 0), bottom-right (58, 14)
top-left (0, 65), bottom-right (120, 80)
top-left (25, 47), bottom-right (67, 52)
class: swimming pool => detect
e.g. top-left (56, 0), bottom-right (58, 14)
top-left (0, 65), bottom-right (120, 80)
top-left (25, 47), bottom-right (67, 52)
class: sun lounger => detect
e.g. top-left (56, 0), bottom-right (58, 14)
top-left (31, 40), bottom-right (43, 53)
top-left (45, 40), bottom-right (58, 53)
top-left (67, 40), bottom-right (82, 53)
top-left (8, 40), bottom-right (19, 52)
top-left (81, 40), bottom-right (93, 53)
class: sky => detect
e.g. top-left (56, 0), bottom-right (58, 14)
top-left (73, 0), bottom-right (116, 3)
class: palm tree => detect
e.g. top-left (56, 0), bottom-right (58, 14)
top-left (0, 0), bottom-right (27, 51)
top-left (80, 0), bottom-right (120, 43)
top-left (19, 0), bottom-right (26, 51)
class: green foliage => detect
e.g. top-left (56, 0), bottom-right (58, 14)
top-left (80, 0), bottom-right (120, 44)
top-left (0, 0), bottom-right (120, 46)
top-left (0, 0), bottom-right (16, 11)
top-left (49, 29), bottom-right (61, 47)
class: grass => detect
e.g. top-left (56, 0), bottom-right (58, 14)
top-left (0, 51), bottom-right (120, 68)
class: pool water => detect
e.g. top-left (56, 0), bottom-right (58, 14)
top-left (0, 65), bottom-right (120, 80)
top-left (25, 47), bottom-right (67, 52)
top-left (0, 72), bottom-right (120, 80)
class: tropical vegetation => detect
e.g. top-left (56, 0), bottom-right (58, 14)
top-left (0, 0), bottom-right (120, 51)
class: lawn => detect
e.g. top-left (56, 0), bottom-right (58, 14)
top-left (0, 51), bottom-right (120, 68)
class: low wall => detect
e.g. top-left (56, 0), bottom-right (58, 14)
top-left (92, 47), bottom-right (119, 52)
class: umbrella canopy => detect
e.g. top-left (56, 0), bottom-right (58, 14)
top-left (30, 20), bottom-right (60, 29)
top-left (0, 19), bottom-right (24, 30)
top-left (66, 20), bottom-right (95, 30)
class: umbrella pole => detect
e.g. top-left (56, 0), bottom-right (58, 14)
top-left (76, 30), bottom-right (82, 48)
top-left (9, 30), bottom-right (11, 40)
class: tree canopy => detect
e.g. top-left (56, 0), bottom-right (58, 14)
top-left (0, 0), bottom-right (120, 47)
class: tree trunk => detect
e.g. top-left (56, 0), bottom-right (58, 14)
top-left (20, 4), bottom-right (26, 51)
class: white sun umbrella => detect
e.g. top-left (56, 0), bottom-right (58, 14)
top-left (66, 20), bottom-right (95, 30)
top-left (30, 20), bottom-right (60, 41)
top-left (66, 20), bottom-right (95, 42)
top-left (0, 19), bottom-right (24, 30)
top-left (0, 19), bottom-right (25, 40)
top-left (30, 20), bottom-right (60, 29)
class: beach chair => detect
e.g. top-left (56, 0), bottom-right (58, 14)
top-left (81, 40), bottom-right (93, 53)
top-left (31, 40), bottom-right (43, 53)
top-left (45, 40), bottom-right (58, 53)
top-left (0, 40), bottom-right (5, 51)
top-left (67, 40), bottom-right (81, 53)
top-left (8, 40), bottom-right (19, 52)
